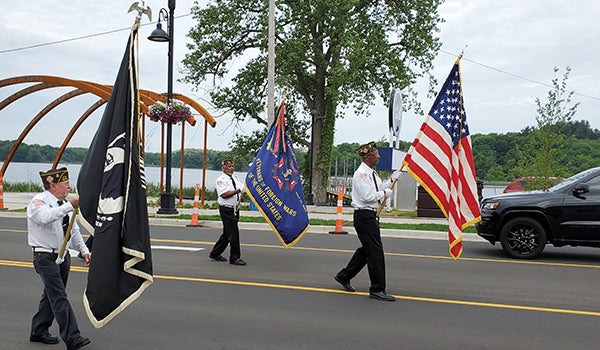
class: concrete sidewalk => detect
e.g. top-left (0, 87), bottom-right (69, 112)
top-left (0, 192), bottom-right (485, 242)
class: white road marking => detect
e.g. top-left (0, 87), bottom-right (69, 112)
top-left (151, 245), bottom-right (205, 252)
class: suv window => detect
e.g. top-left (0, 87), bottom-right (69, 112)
top-left (584, 175), bottom-right (600, 196)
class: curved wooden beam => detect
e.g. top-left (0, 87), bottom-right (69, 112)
top-left (52, 99), bottom-right (107, 169)
top-left (0, 83), bottom-right (59, 111)
top-left (172, 93), bottom-right (217, 128)
top-left (1, 89), bottom-right (86, 176)
top-left (0, 75), bottom-right (217, 177)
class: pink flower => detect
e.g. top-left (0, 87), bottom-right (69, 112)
top-left (146, 102), bottom-right (192, 124)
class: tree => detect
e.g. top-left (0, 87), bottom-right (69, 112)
top-left (516, 66), bottom-right (580, 186)
top-left (182, 0), bottom-right (444, 202)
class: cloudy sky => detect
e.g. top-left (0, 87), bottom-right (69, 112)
top-left (1, 0), bottom-right (599, 154)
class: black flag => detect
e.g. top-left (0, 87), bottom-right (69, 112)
top-left (77, 25), bottom-right (153, 328)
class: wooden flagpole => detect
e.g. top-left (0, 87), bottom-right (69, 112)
top-left (55, 208), bottom-right (79, 265)
top-left (376, 164), bottom-right (405, 217)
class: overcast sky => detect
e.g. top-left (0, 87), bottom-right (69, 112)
top-left (1, 0), bottom-right (599, 155)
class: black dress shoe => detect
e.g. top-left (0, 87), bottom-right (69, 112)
top-left (67, 337), bottom-right (90, 350)
top-left (369, 291), bottom-right (396, 302)
top-left (210, 254), bottom-right (227, 262)
top-left (230, 258), bottom-right (247, 266)
top-left (30, 334), bottom-right (59, 344)
top-left (334, 274), bottom-right (356, 292)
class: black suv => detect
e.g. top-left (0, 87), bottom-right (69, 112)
top-left (477, 167), bottom-right (600, 259)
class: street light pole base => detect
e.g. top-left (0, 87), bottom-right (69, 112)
top-left (157, 192), bottom-right (178, 215)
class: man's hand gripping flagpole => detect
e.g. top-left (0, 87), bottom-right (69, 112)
top-left (235, 192), bottom-right (244, 214)
top-left (55, 207), bottom-right (79, 265)
top-left (376, 165), bottom-right (404, 217)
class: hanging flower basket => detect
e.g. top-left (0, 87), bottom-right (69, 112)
top-left (147, 101), bottom-right (192, 124)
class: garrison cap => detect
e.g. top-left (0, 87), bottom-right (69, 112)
top-left (39, 167), bottom-right (69, 186)
top-left (221, 157), bottom-right (234, 167)
top-left (356, 141), bottom-right (377, 157)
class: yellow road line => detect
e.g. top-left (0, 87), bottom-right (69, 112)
top-left (152, 237), bottom-right (600, 269)
top-left (2, 258), bottom-right (600, 317)
top-left (4, 228), bottom-right (600, 269)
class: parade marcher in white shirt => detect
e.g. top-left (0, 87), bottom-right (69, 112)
top-left (334, 142), bottom-right (401, 302)
top-left (209, 157), bottom-right (247, 266)
top-left (28, 167), bottom-right (91, 350)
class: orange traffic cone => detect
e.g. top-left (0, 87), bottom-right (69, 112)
top-left (329, 184), bottom-right (348, 234)
top-left (0, 172), bottom-right (6, 210)
top-left (186, 183), bottom-right (201, 227)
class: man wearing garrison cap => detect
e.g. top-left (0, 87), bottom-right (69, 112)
top-left (209, 157), bottom-right (247, 266)
top-left (334, 142), bottom-right (401, 302)
top-left (27, 167), bottom-right (91, 349)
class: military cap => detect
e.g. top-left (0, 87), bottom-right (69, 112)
top-left (356, 141), bottom-right (377, 156)
top-left (39, 167), bottom-right (69, 186)
top-left (221, 157), bottom-right (234, 167)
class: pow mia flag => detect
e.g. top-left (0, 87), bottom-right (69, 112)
top-left (77, 24), bottom-right (153, 328)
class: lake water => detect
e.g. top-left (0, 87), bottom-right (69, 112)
top-left (2, 161), bottom-right (507, 198)
top-left (1, 162), bottom-right (223, 189)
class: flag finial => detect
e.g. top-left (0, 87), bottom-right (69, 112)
top-left (457, 45), bottom-right (468, 62)
top-left (128, 1), bottom-right (152, 22)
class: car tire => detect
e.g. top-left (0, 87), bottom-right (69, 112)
top-left (499, 217), bottom-right (547, 259)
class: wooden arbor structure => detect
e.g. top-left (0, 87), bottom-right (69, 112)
top-left (0, 75), bottom-right (217, 203)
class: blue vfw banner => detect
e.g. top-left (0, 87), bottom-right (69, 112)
top-left (245, 101), bottom-right (310, 247)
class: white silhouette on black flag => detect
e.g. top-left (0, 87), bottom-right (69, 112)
top-left (77, 24), bottom-right (153, 328)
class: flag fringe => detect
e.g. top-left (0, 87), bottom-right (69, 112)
top-left (244, 189), bottom-right (310, 248)
top-left (83, 279), bottom-right (152, 329)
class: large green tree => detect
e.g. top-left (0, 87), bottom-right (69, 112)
top-left (516, 66), bottom-right (580, 185)
top-left (182, 0), bottom-right (444, 202)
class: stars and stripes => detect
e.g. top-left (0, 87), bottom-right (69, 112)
top-left (402, 58), bottom-right (481, 259)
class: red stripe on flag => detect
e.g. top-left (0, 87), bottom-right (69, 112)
top-left (401, 60), bottom-right (481, 259)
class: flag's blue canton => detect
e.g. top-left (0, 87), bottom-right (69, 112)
top-left (429, 65), bottom-right (470, 147)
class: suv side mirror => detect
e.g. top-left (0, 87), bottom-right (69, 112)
top-left (572, 184), bottom-right (589, 198)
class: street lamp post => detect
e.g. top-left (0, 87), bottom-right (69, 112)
top-left (149, 0), bottom-right (178, 214)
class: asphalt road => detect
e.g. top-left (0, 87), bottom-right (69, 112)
top-left (2, 216), bottom-right (600, 350)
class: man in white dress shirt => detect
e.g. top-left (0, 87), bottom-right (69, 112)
top-left (209, 157), bottom-right (246, 266)
top-left (334, 142), bottom-right (401, 302)
top-left (28, 167), bottom-right (91, 349)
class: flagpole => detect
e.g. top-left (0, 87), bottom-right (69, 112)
top-left (376, 165), bottom-right (404, 217)
top-left (456, 45), bottom-right (467, 62)
top-left (55, 208), bottom-right (79, 265)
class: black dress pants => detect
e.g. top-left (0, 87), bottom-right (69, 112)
top-left (210, 206), bottom-right (241, 261)
top-left (31, 252), bottom-right (83, 344)
top-left (337, 210), bottom-right (386, 293)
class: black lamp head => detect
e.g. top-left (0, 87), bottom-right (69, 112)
top-left (148, 22), bottom-right (169, 42)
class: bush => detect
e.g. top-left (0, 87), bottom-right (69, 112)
top-left (4, 182), bottom-right (43, 192)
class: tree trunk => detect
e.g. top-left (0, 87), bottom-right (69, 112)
top-left (311, 103), bottom-right (336, 204)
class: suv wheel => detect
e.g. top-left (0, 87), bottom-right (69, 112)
top-left (499, 217), bottom-right (547, 259)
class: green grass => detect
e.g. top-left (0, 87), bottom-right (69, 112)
top-left (3, 182), bottom-right (43, 192)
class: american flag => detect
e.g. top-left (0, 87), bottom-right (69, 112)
top-left (402, 58), bottom-right (481, 259)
